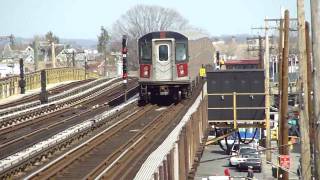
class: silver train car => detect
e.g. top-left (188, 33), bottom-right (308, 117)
top-left (138, 31), bottom-right (191, 103)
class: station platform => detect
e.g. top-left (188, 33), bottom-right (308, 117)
top-left (0, 80), bottom-right (77, 105)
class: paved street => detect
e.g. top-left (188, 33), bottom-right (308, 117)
top-left (195, 142), bottom-right (301, 180)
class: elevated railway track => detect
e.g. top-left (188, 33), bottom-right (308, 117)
top-left (0, 68), bottom-right (207, 180)
top-left (0, 78), bottom-right (137, 129)
top-left (0, 77), bottom-right (116, 117)
top-left (0, 79), bottom-right (138, 160)
top-left (0, 79), bottom-right (93, 110)
top-left (0, 79), bottom-right (139, 179)
top-left (25, 79), bottom-right (204, 180)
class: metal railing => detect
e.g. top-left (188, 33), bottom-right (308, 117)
top-left (0, 68), bottom-right (99, 99)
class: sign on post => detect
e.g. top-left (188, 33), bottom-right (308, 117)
top-left (199, 67), bottom-right (206, 77)
top-left (280, 155), bottom-right (290, 169)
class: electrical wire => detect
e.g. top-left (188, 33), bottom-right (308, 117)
top-left (216, 128), bottom-right (236, 154)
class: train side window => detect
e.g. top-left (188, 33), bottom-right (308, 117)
top-left (176, 43), bottom-right (186, 61)
top-left (140, 42), bottom-right (152, 61)
top-left (159, 45), bottom-right (168, 61)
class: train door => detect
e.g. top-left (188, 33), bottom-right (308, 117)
top-left (153, 40), bottom-right (174, 81)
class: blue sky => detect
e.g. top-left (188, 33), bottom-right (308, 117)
top-left (0, 0), bottom-right (311, 39)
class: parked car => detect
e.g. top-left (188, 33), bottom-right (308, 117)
top-left (237, 153), bottom-right (262, 172)
top-left (239, 147), bottom-right (258, 154)
top-left (229, 147), bottom-right (257, 166)
top-left (202, 176), bottom-right (230, 180)
top-left (230, 143), bottom-right (256, 155)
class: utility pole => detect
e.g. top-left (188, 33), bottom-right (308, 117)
top-left (104, 56), bottom-right (108, 77)
top-left (310, 0), bottom-right (320, 178)
top-left (305, 22), bottom-right (313, 140)
top-left (247, 36), bottom-right (265, 69)
top-left (278, 10), bottom-right (289, 180)
top-left (62, 50), bottom-right (85, 68)
top-left (51, 42), bottom-right (56, 68)
top-left (32, 38), bottom-right (39, 71)
top-left (297, 0), bottom-right (312, 179)
top-left (259, 36), bottom-right (264, 69)
top-left (39, 41), bottom-right (63, 68)
top-left (305, 21), bottom-right (315, 179)
top-left (278, 17), bottom-right (284, 154)
top-left (264, 17), bottom-right (272, 162)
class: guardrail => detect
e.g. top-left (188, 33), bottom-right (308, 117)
top-left (0, 68), bottom-right (100, 99)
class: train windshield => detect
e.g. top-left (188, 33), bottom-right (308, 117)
top-left (140, 42), bottom-right (152, 61)
top-left (176, 43), bottom-right (187, 61)
top-left (159, 45), bottom-right (168, 61)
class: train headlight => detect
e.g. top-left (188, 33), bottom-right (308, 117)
top-left (179, 65), bottom-right (184, 75)
top-left (177, 64), bottom-right (188, 77)
top-left (144, 66), bottom-right (149, 76)
top-left (140, 64), bottom-right (150, 78)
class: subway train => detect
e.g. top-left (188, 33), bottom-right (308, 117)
top-left (138, 31), bottom-right (191, 103)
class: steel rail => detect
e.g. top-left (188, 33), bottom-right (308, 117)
top-left (26, 105), bottom-right (155, 180)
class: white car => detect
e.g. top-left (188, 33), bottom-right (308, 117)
top-left (229, 147), bottom-right (257, 166)
top-left (229, 155), bottom-right (247, 166)
top-left (203, 176), bottom-right (230, 180)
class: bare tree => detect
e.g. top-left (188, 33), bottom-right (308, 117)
top-left (45, 31), bottom-right (59, 44)
top-left (112, 5), bottom-right (190, 70)
top-left (112, 5), bottom-right (189, 39)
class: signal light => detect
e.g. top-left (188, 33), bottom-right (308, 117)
top-left (122, 35), bottom-right (128, 80)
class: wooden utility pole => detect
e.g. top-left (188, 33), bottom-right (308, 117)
top-left (310, 0), bottom-right (320, 178)
top-left (264, 17), bottom-right (271, 162)
top-left (305, 22), bottom-right (313, 140)
top-left (305, 21), bottom-right (315, 179)
top-left (32, 38), bottom-right (39, 71)
top-left (278, 10), bottom-right (289, 180)
top-left (104, 57), bottom-right (108, 77)
top-left (51, 42), bottom-right (56, 68)
top-left (297, 0), bottom-right (312, 179)
top-left (278, 18), bottom-right (284, 154)
top-left (246, 36), bottom-right (265, 69)
top-left (259, 36), bottom-right (264, 69)
top-left (62, 50), bottom-right (85, 68)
